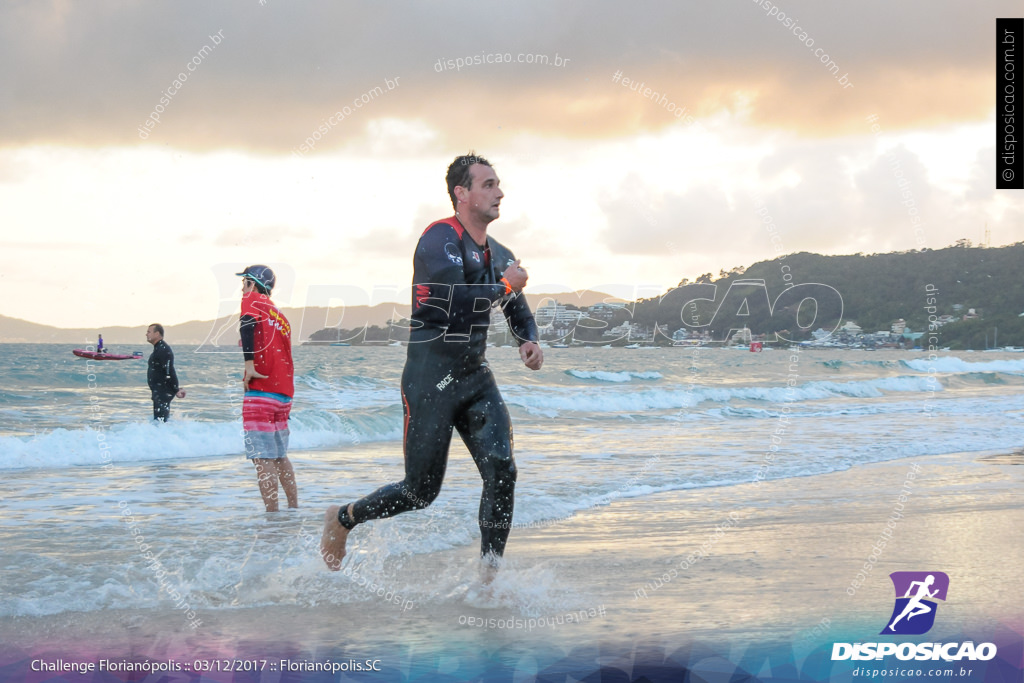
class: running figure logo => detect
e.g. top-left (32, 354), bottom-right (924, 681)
top-left (881, 571), bottom-right (949, 635)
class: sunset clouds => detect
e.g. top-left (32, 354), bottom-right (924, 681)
top-left (0, 1), bottom-right (1018, 327)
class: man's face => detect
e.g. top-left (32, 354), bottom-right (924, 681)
top-left (145, 326), bottom-right (160, 344)
top-left (461, 164), bottom-right (503, 224)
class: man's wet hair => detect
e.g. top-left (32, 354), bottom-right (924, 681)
top-left (447, 153), bottom-right (492, 211)
top-left (149, 323), bottom-right (164, 336)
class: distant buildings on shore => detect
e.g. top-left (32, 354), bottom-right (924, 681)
top-left (309, 297), bottom-right (995, 349)
top-left (517, 298), bottom-right (991, 348)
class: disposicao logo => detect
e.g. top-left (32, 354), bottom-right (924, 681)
top-left (881, 571), bottom-right (948, 635)
top-left (831, 571), bottom-right (997, 662)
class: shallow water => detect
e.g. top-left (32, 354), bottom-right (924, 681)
top-left (2, 344), bottom-right (1024, 681)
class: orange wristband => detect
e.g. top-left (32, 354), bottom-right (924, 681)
top-left (500, 277), bottom-right (513, 295)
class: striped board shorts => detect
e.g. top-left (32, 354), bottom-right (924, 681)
top-left (242, 390), bottom-right (292, 460)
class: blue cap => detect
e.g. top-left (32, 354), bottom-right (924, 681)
top-left (236, 264), bottom-right (276, 293)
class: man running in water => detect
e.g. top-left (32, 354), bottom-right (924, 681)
top-left (321, 153), bottom-right (542, 576)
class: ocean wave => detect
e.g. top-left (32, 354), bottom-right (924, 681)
top-left (299, 371), bottom-right (386, 389)
top-left (0, 390), bottom-right (75, 406)
top-left (1, 373), bottom-right (946, 470)
top-left (295, 375), bottom-right (398, 410)
top-left (962, 372), bottom-right (1006, 384)
top-left (564, 369), bottom-right (663, 383)
top-left (902, 357), bottom-right (1024, 374)
top-left (506, 375), bottom-right (942, 415)
top-left (0, 410), bottom-right (401, 471)
top-left (820, 359), bottom-right (901, 371)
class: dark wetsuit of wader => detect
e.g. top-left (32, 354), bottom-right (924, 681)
top-left (147, 339), bottom-right (180, 422)
top-left (343, 216), bottom-right (538, 559)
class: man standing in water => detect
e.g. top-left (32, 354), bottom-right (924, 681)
top-left (237, 264), bottom-right (298, 512)
top-left (321, 154), bottom-right (542, 576)
top-left (146, 324), bottom-right (185, 421)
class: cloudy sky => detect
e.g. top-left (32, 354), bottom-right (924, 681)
top-left (1, 1), bottom-right (1020, 329)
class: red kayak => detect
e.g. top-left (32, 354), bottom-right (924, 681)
top-left (72, 349), bottom-right (143, 360)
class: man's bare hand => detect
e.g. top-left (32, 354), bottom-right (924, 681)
top-left (519, 341), bottom-right (543, 370)
top-left (176, 389), bottom-right (186, 399)
top-left (502, 259), bottom-right (528, 292)
top-left (243, 361), bottom-right (268, 389)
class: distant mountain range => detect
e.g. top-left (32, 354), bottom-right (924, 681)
top-left (7, 244), bottom-right (1021, 350)
top-left (0, 291), bottom-right (619, 345)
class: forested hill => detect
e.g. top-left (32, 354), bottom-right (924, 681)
top-left (633, 243), bottom-right (1024, 348)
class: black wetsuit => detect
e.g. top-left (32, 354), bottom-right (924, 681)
top-left (147, 339), bottom-right (180, 421)
top-left (344, 216), bottom-right (538, 558)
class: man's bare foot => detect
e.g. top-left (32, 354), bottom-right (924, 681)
top-left (479, 553), bottom-right (501, 585)
top-left (480, 563), bottom-right (497, 585)
top-left (320, 504), bottom-right (351, 571)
